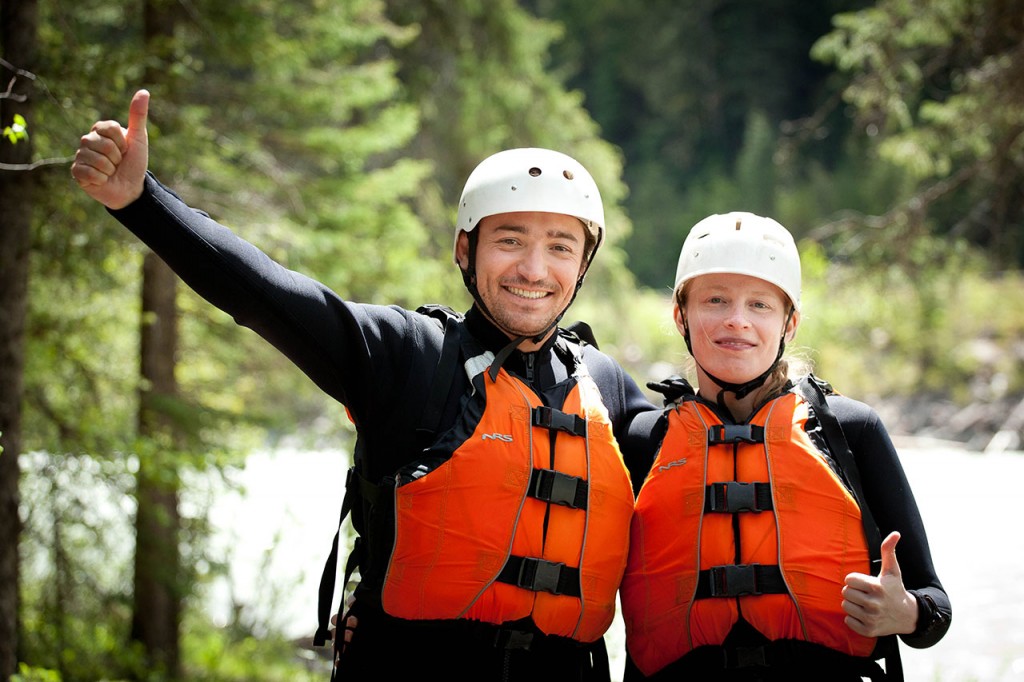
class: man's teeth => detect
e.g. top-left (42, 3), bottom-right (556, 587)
top-left (507, 286), bottom-right (547, 299)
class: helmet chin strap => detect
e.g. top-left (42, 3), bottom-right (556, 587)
top-left (683, 309), bottom-right (794, 409)
top-left (461, 229), bottom-right (598, 381)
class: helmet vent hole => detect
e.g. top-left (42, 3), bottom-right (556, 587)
top-left (529, 167), bottom-right (542, 177)
top-left (563, 170), bottom-right (574, 180)
top-left (510, 185), bottom-right (518, 191)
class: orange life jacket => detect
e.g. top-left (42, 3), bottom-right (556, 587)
top-left (380, 339), bottom-right (635, 643)
top-left (620, 390), bottom-right (876, 676)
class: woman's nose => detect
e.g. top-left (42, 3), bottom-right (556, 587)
top-left (723, 304), bottom-right (751, 327)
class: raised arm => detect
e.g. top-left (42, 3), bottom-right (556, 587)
top-left (68, 89), bottom-right (414, 426)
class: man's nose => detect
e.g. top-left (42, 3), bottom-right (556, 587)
top-left (516, 246), bottom-right (547, 281)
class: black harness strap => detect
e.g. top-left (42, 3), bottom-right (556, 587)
top-left (416, 314), bottom-right (464, 442)
top-left (529, 468), bottom-right (588, 509)
top-left (497, 555), bottom-right (582, 597)
top-left (532, 405), bottom-right (588, 437)
top-left (694, 563), bottom-right (788, 599)
top-left (671, 640), bottom-right (888, 680)
top-left (314, 466), bottom-right (358, 646)
top-left (793, 376), bottom-right (883, 570)
top-left (704, 481), bottom-right (773, 513)
top-left (707, 424), bottom-right (765, 445)
top-left (792, 375), bottom-right (903, 681)
top-left (315, 307), bottom-right (465, 649)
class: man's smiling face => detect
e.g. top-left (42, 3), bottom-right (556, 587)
top-left (456, 211), bottom-right (586, 350)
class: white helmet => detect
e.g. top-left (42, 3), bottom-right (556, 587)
top-left (674, 212), bottom-right (801, 311)
top-left (453, 148), bottom-right (605, 262)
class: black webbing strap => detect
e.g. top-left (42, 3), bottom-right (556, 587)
top-left (704, 481), bottom-right (773, 513)
top-left (314, 466), bottom-right (383, 647)
top-left (707, 424), bottom-right (765, 445)
top-left (314, 466), bottom-right (358, 646)
top-left (416, 314), bottom-right (463, 441)
top-left (670, 641), bottom-right (888, 679)
top-left (529, 468), bottom-right (588, 509)
top-left (532, 405), bottom-right (588, 437)
top-left (793, 375), bottom-right (904, 682)
top-left (694, 564), bottom-right (788, 599)
top-left (793, 376), bottom-right (883, 570)
top-left (497, 556), bottom-right (582, 597)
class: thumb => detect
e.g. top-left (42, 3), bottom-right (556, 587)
top-left (879, 530), bottom-right (902, 578)
top-left (126, 89), bottom-right (150, 147)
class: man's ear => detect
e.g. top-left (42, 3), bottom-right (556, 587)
top-left (455, 230), bottom-right (471, 270)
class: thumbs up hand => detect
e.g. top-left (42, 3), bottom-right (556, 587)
top-left (72, 89), bottom-right (150, 209)
top-left (842, 531), bottom-right (919, 637)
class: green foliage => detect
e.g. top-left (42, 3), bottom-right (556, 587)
top-left (381, 0), bottom-right (634, 305)
top-left (796, 239), bottom-right (1024, 402)
top-left (812, 0), bottom-right (1024, 267)
top-left (11, 664), bottom-right (62, 682)
top-left (182, 617), bottom-right (325, 682)
top-left (3, 113), bottom-right (29, 144)
top-left (19, 453), bottom-right (141, 681)
top-left (529, 0), bottom-right (875, 288)
top-left (16, 0), bottom-right (1024, 678)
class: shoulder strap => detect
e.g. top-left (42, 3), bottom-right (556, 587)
top-left (646, 375), bottom-right (697, 407)
top-left (793, 374), bottom-right (883, 569)
top-left (564, 320), bottom-right (599, 349)
top-left (314, 304), bottom-right (465, 648)
top-left (416, 312), bottom-right (464, 442)
top-left (792, 375), bottom-right (904, 681)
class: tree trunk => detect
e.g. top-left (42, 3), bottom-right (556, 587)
top-left (131, 252), bottom-right (182, 678)
top-left (129, 1), bottom-right (184, 676)
top-left (0, 0), bottom-right (39, 676)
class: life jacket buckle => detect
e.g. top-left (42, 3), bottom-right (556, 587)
top-left (493, 628), bottom-right (535, 650)
top-left (724, 645), bottom-right (768, 668)
top-left (705, 481), bottom-right (771, 513)
top-left (707, 424), bottom-right (765, 445)
top-left (709, 564), bottom-right (761, 597)
top-left (529, 468), bottom-right (588, 509)
top-left (532, 406), bottom-right (587, 437)
top-left (517, 557), bottom-right (567, 595)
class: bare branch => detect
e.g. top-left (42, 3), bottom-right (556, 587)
top-left (810, 161), bottom-right (983, 243)
top-left (0, 156), bottom-right (74, 171)
top-left (0, 57), bottom-right (36, 102)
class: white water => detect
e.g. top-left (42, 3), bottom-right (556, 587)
top-left (207, 443), bottom-right (1024, 681)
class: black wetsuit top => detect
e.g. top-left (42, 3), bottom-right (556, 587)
top-left (111, 174), bottom-right (658, 681)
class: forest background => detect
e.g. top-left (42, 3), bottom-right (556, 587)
top-left (1, 0), bottom-right (1022, 680)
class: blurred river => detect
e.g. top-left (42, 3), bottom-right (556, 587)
top-left (207, 441), bottom-right (1024, 681)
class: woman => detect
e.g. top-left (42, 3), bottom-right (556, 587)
top-left (620, 212), bottom-right (951, 681)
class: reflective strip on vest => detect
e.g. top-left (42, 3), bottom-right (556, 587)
top-left (620, 392), bottom-right (875, 676)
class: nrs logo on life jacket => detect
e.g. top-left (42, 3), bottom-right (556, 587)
top-left (481, 432), bottom-right (513, 442)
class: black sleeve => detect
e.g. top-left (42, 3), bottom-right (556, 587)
top-left (830, 396), bottom-right (953, 648)
top-left (579, 346), bottom-right (659, 485)
top-left (108, 173), bottom-right (419, 431)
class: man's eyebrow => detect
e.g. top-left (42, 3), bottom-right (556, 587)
top-left (492, 223), bottom-right (581, 243)
top-left (548, 228), bottom-right (581, 243)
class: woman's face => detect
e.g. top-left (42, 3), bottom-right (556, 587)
top-left (675, 272), bottom-right (799, 389)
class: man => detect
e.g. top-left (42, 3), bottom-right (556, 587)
top-left (72, 90), bottom-right (656, 680)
